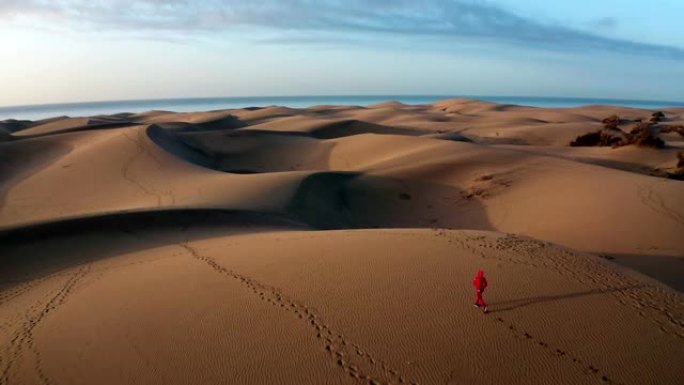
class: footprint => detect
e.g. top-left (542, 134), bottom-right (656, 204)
top-left (180, 242), bottom-right (420, 385)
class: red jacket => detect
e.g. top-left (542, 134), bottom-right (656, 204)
top-left (473, 271), bottom-right (487, 292)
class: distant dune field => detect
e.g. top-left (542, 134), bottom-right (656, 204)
top-left (1, 99), bottom-right (683, 385)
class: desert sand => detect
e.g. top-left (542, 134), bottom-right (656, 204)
top-left (1, 99), bottom-right (683, 385)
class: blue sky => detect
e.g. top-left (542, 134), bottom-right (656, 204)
top-left (1, 0), bottom-right (683, 106)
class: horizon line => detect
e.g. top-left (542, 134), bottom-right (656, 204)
top-left (2, 94), bottom-right (684, 111)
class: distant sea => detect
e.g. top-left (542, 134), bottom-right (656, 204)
top-left (2, 95), bottom-right (684, 121)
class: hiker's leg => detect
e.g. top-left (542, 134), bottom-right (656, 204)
top-left (476, 291), bottom-right (484, 306)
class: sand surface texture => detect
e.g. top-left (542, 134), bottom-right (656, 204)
top-left (1, 99), bottom-right (683, 384)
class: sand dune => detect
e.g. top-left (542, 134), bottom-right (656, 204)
top-left (13, 116), bottom-right (135, 138)
top-left (1, 99), bottom-right (683, 385)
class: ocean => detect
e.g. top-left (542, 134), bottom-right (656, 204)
top-left (1, 95), bottom-right (683, 121)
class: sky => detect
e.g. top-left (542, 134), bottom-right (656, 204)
top-left (0, 0), bottom-right (683, 107)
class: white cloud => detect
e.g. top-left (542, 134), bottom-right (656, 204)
top-left (0, 0), bottom-right (682, 59)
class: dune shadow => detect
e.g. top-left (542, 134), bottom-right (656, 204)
top-left (287, 171), bottom-right (493, 231)
top-left (147, 124), bottom-right (220, 168)
top-left (0, 138), bottom-right (72, 209)
top-left (488, 284), bottom-right (645, 313)
top-left (600, 253), bottom-right (684, 292)
top-left (307, 119), bottom-right (424, 139)
top-left (150, 126), bottom-right (333, 173)
top-left (152, 114), bottom-right (247, 132)
top-left (0, 119), bottom-right (33, 134)
top-left (0, 209), bottom-right (310, 288)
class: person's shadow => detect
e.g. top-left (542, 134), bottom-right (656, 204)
top-left (489, 285), bottom-right (644, 313)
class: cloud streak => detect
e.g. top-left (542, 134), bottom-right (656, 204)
top-left (3, 0), bottom-right (683, 59)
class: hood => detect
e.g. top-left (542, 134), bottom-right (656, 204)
top-left (477, 270), bottom-right (485, 277)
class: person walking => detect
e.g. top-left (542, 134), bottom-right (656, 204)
top-left (473, 270), bottom-right (488, 313)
